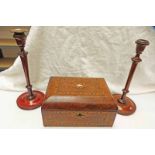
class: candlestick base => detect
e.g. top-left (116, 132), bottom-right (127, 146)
top-left (112, 94), bottom-right (136, 116)
top-left (17, 90), bottom-right (45, 110)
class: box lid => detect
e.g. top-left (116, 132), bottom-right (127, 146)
top-left (42, 77), bottom-right (117, 111)
top-left (42, 96), bottom-right (117, 111)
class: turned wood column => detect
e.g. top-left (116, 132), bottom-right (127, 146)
top-left (11, 28), bottom-right (45, 110)
top-left (113, 39), bottom-right (149, 115)
top-left (12, 29), bottom-right (34, 100)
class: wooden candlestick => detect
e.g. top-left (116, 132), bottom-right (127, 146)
top-left (113, 39), bottom-right (149, 115)
top-left (11, 28), bottom-right (45, 110)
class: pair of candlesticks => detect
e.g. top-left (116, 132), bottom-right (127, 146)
top-left (11, 28), bottom-right (150, 116)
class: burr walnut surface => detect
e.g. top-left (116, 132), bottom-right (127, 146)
top-left (45, 76), bottom-right (112, 97)
top-left (41, 77), bottom-right (118, 127)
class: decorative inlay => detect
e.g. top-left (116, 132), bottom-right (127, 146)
top-left (52, 77), bottom-right (107, 96)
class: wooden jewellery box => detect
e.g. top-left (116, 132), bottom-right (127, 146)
top-left (41, 77), bottom-right (118, 127)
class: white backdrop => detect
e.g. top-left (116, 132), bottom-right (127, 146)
top-left (0, 26), bottom-right (155, 94)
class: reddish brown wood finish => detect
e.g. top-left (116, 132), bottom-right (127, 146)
top-left (42, 77), bottom-right (118, 127)
top-left (113, 39), bottom-right (149, 116)
top-left (113, 94), bottom-right (136, 115)
top-left (12, 29), bottom-right (34, 99)
top-left (11, 28), bottom-right (45, 110)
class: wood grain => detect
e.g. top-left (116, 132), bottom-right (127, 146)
top-left (42, 77), bottom-right (117, 127)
